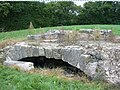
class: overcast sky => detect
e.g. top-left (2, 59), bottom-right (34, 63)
top-left (0, 0), bottom-right (86, 6)
top-left (44, 1), bottom-right (86, 6)
top-left (74, 1), bottom-right (86, 6)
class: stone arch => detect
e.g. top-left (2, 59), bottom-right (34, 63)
top-left (4, 42), bottom-right (120, 84)
top-left (18, 56), bottom-right (84, 75)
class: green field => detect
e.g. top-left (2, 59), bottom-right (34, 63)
top-left (0, 25), bottom-right (120, 90)
top-left (0, 25), bottom-right (120, 42)
top-left (0, 65), bottom-right (111, 90)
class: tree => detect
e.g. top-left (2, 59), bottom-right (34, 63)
top-left (77, 1), bottom-right (120, 24)
top-left (0, 2), bottom-right (12, 17)
top-left (45, 1), bottom-right (79, 26)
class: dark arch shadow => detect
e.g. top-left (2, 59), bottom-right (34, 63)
top-left (18, 56), bottom-right (85, 76)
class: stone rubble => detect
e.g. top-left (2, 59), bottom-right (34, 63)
top-left (27, 29), bottom-right (112, 41)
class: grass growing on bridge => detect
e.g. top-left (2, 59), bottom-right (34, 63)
top-left (0, 25), bottom-right (120, 42)
top-left (0, 65), bottom-right (108, 90)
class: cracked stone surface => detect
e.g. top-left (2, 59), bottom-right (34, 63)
top-left (3, 60), bottom-right (34, 71)
top-left (3, 40), bottom-right (120, 84)
top-left (2, 29), bottom-right (120, 84)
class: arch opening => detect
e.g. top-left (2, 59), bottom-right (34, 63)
top-left (18, 56), bottom-right (85, 77)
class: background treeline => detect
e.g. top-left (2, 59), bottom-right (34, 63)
top-left (0, 1), bottom-right (120, 32)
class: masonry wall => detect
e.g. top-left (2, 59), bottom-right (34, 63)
top-left (4, 41), bottom-right (120, 84)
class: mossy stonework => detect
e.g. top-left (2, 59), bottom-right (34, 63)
top-left (3, 30), bottom-right (120, 85)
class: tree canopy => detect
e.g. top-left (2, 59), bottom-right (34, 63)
top-left (0, 1), bottom-right (120, 32)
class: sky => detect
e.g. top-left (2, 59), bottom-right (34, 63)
top-left (74, 1), bottom-right (86, 6)
top-left (44, 1), bottom-right (87, 6)
top-left (0, 0), bottom-right (86, 6)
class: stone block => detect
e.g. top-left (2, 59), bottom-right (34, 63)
top-left (84, 62), bottom-right (98, 78)
top-left (52, 48), bottom-right (62, 59)
top-left (44, 47), bottom-right (53, 58)
top-left (61, 47), bottom-right (83, 67)
top-left (3, 61), bottom-right (34, 71)
top-left (27, 35), bottom-right (41, 40)
top-left (38, 47), bottom-right (45, 56)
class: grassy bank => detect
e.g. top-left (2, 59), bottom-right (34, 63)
top-left (0, 25), bottom-right (120, 90)
top-left (0, 65), bottom-right (108, 90)
top-left (0, 25), bottom-right (120, 42)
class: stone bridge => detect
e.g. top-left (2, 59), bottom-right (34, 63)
top-left (3, 41), bottom-right (120, 84)
top-left (3, 30), bottom-right (120, 84)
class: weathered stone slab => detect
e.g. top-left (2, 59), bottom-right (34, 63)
top-left (78, 54), bottom-right (91, 71)
top-left (84, 62), bottom-right (98, 78)
top-left (44, 47), bottom-right (53, 58)
top-left (3, 61), bottom-right (34, 71)
top-left (61, 46), bottom-right (84, 67)
top-left (32, 47), bottom-right (40, 56)
top-left (52, 48), bottom-right (62, 59)
top-left (27, 35), bottom-right (41, 40)
top-left (38, 47), bottom-right (45, 56)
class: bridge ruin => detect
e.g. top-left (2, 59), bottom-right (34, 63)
top-left (3, 29), bottom-right (120, 84)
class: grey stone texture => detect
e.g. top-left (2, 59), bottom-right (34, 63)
top-left (3, 61), bottom-right (34, 71)
top-left (27, 29), bottom-right (114, 43)
top-left (2, 29), bottom-right (120, 84)
top-left (3, 41), bottom-right (120, 84)
top-left (0, 49), bottom-right (4, 64)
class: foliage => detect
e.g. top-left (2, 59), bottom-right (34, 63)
top-left (0, 2), bottom-right (12, 17)
top-left (0, 1), bottom-right (120, 32)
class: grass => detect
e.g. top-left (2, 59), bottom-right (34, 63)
top-left (0, 25), bottom-right (120, 43)
top-left (0, 25), bottom-right (120, 89)
top-left (0, 64), bottom-right (108, 90)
